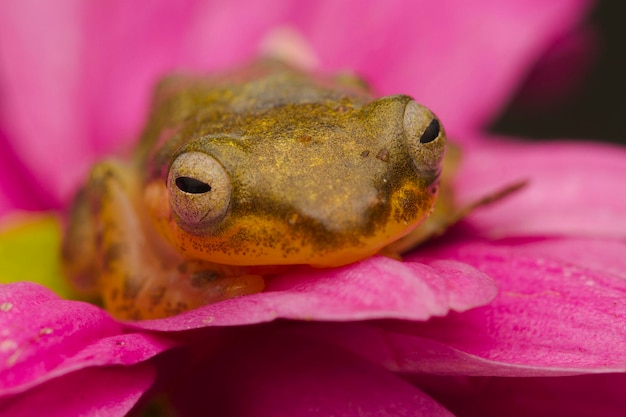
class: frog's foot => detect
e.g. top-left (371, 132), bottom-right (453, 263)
top-left (111, 268), bottom-right (266, 320)
top-left (62, 187), bottom-right (101, 296)
top-left (99, 225), bottom-right (268, 320)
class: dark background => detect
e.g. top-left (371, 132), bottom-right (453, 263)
top-left (492, 2), bottom-right (625, 145)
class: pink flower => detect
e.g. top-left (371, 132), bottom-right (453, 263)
top-left (1, 1), bottom-right (626, 416)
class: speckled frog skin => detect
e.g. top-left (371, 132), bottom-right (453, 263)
top-left (62, 60), bottom-right (447, 319)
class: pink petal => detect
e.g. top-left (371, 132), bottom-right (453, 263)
top-left (0, 128), bottom-right (57, 216)
top-left (0, 282), bottom-right (174, 395)
top-left (302, 238), bottom-right (626, 376)
top-left (169, 329), bottom-right (454, 417)
top-left (412, 373), bottom-right (626, 417)
top-left (288, 321), bottom-right (557, 376)
top-left (131, 256), bottom-right (497, 331)
top-left (511, 23), bottom-right (597, 108)
top-left (455, 139), bottom-right (626, 239)
top-left (0, 364), bottom-right (155, 417)
top-left (399, 237), bottom-right (626, 375)
top-left (0, 0), bottom-right (591, 206)
top-left (297, 0), bottom-right (592, 136)
top-left (0, 0), bottom-right (91, 204)
top-left (0, 0), bottom-right (285, 203)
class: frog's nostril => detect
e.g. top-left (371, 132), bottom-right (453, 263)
top-left (175, 176), bottom-right (212, 194)
top-left (419, 119), bottom-right (440, 144)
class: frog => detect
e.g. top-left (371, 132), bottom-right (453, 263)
top-left (61, 59), bottom-right (451, 320)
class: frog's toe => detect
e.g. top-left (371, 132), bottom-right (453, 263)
top-left (198, 274), bottom-right (266, 304)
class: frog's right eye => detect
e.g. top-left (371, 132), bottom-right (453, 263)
top-left (167, 152), bottom-right (231, 227)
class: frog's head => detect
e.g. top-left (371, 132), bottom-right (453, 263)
top-left (146, 95), bottom-right (446, 267)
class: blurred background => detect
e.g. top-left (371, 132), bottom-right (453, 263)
top-left (493, 1), bottom-right (626, 145)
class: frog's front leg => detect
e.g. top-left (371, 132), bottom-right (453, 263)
top-left (380, 142), bottom-right (527, 257)
top-left (62, 159), bottom-right (265, 320)
top-left (382, 179), bottom-right (527, 256)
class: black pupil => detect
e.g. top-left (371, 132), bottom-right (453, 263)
top-left (175, 177), bottom-right (211, 194)
top-left (419, 119), bottom-right (440, 144)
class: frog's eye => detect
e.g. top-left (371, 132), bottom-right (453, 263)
top-left (167, 152), bottom-right (231, 226)
top-left (175, 177), bottom-right (212, 194)
top-left (402, 100), bottom-right (446, 177)
top-left (419, 119), bottom-right (440, 144)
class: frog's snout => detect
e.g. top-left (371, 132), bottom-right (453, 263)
top-left (402, 100), bottom-right (446, 181)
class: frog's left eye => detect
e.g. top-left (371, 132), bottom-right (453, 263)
top-left (402, 100), bottom-right (446, 177)
top-left (167, 152), bottom-right (231, 227)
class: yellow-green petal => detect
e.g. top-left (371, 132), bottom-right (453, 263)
top-left (0, 213), bottom-right (75, 298)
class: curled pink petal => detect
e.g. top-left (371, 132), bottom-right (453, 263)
top-left (169, 329), bottom-right (454, 417)
top-left (455, 139), bottom-right (626, 239)
top-left (130, 256), bottom-right (497, 331)
top-left (420, 260), bottom-right (499, 313)
top-left (0, 364), bottom-right (155, 417)
top-left (400, 237), bottom-right (626, 374)
top-left (0, 282), bottom-right (175, 395)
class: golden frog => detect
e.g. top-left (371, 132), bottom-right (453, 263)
top-left (62, 60), bottom-right (452, 320)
